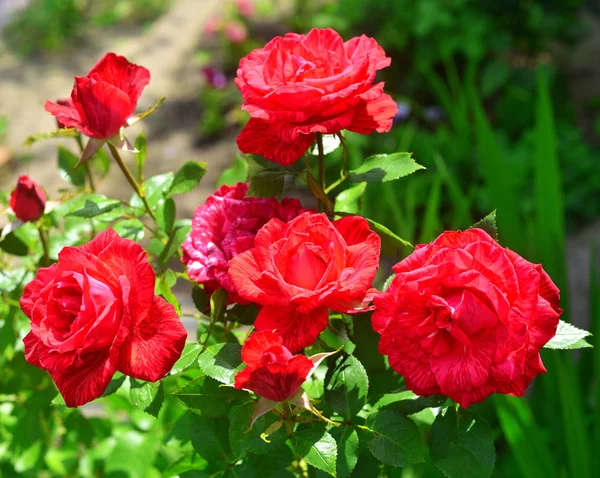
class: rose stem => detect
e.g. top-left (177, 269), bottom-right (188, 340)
top-left (108, 143), bottom-right (156, 221)
top-left (75, 135), bottom-right (96, 193)
top-left (74, 134), bottom-right (98, 239)
top-left (38, 227), bottom-right (50, 267)
top-left (316, 133), bottom-right (326, 212)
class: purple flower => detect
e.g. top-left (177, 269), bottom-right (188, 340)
top-left (424, 106), bottom-right (445, 123)
top-left (393, 101), bottom-right (412, 124)
top-left (202, 67), bottom-right (228, 89)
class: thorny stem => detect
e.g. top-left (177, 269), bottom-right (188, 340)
top-left (38, 227), bottom-right (50, 267)
top-left (108, 143), bottom-right (156, 221)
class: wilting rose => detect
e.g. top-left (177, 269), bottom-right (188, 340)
top-left (234, 331), bottom-right (313, 401)
top-left (9, 176), bottom-right (46, 222)
top-left (45, 53), bottom-right (150, 139)
top-left (181, 182), bottom-right (306, 303)
top-left (372, 228), bottom-right (561, 408)
top-left (21, 229), bottom-right (187, 407)
top-left (228, 212), bottom-right (380, 352)
top-left (235, 28), bottom-right (398, 165)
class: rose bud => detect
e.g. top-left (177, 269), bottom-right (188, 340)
top-left (234, 331), bottom-right (313, 402)
top-left (372, 228), bottom-right (562, 408)
top-left (9, 175), bottom-right (46, 222)
top-left (21, 228), bottom-right (187, 407)
top-left (45, 53), bottom-right (150, 140)
top-left (235, 28), bottom-right (398, 165)
top-left (181, 182), bottom-right (307, 303)
top-left (228, 212), bottom-right (380, 352)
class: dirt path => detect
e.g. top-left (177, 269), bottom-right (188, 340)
top-left (0, 0), bottom-right (236, 218)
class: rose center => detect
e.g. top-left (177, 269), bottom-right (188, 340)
top-left (284, 243), bottom-right (329, 290)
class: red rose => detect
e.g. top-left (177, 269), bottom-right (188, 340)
top-left (181, 182), bottom-right (306, 303)
top-left (53, 98), bottom-right (75, 129)
top-left (45, 53), bottom-right (150, 139)
top-left (372, 228), bottom-right (561, 408)
top-left (228, 212), bottom-right (380, 352)
top-left (234, 331), bottom-right (313, 402)
top-left (9, 176), bottom-right (46, 222)
top-left (235, 28), bottom-right (398, 165)
top-left (21, 229), bottom-right (187, 407)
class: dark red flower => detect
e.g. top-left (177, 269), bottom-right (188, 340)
top-left (9, 176), bottom-right (46, 222)
top-left (21, 229), bottom-right (187, 407)
top-left (228, 212), bottom-right (380, 352)
top-left (45, 53), bottom-right (150, 139)
top-left (234, 331), bottom-right (313, 402)
top-left (235, 28), bottom-right (398, 165)
top-left (372, 228), bottom-right (562, 408)
top-left (181, 182), bottom-right (307, 303)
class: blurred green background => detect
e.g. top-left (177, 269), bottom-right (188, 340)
top-left (1, 0), bottom-right (599, 476)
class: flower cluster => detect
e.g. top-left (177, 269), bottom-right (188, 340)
top-left (12, 27), bottom-right (565, 418)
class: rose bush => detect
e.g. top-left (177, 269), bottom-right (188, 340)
top-left (235, 27), bottom-right (398, 165)
top-left (0, 29), bottom-right (590, 478)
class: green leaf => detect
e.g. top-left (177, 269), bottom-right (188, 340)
top-left (113, 218), bottom-right (145, 242)
top-left (157, 197), bottom-right (176, 233)
top-left (23, 128), bottom-right (79, 146)
top-left (171, 343), bottom-right (202, 375)
top-left (335, 182), bottom-right (366, 214)
top-left (348, 152), bottom-right (425, 183)
top-left (101, 373), bottom-right (126, 397)
top-left (430, 407), bottom-right (495, 478)
top-left (66, 195), bottom-right (121, 218)
top-left (363, 216), bottom-right (412, 257)
top-left (293, 424), bottom-right (337, 476)
top-left (544, 320), bottom-right (592, 350)
top-left (0, 231), bottom-right (29, 256)
top-left (173, 376), bottom-right (244, 417)
top-left (229, 402), bottom-right (285, 459)
top-left (158, 222), bottom-right (191, 268)
top-left (57, 146), bottom-right (86, 187)
top-left (366, 410), bottom-right (424, 467)
top-left (190, 414), bottom-right (233, 463)
top-left (471, 210), bottom-right (498, 241)
top-left (247, 168), bottom-right (296, 198)
top-left (134, 132), bottom-right (147, 182)
top-left (167, 161), bottom-right (207, 197)
top-left (131, 173), bottom-right (174, 211)
top-left (331, 426), bottom-right (359, 478)
top-left (191, 285), bottom-right (210, 315)
top-left (218, 155), bottom-right (249, 186)
top-left (197, 342), bottom-right (242, 385)
top-left (374, 391), bottom-right (447, 415)
top-left (155, 273), bottom-right (180, 315)
top-left (130, 379), bottom-right (164, 417)
top-left (324, 354), bottom-right (368, 419)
